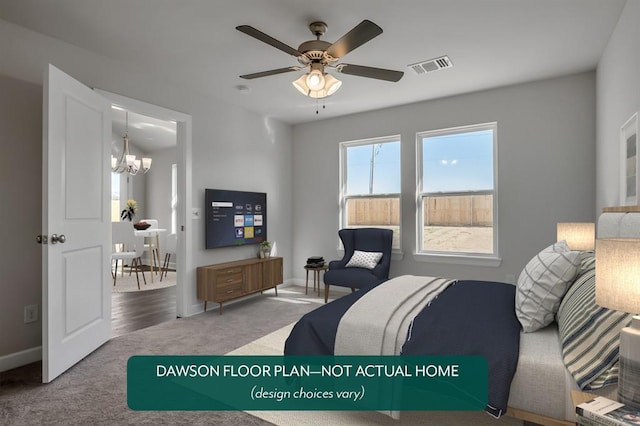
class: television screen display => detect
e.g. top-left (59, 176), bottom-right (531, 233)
top-left (205, 189), bottom-right (267, 249)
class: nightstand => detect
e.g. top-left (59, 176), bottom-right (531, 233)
top-left (572, 390), bottom-right (596, 408)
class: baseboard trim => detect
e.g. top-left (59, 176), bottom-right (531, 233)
top-left (0, 346), bottom-right (42, 373)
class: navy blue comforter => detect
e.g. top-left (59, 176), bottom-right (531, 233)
top-left (284, 279), bottom-right (521, 417)
top-left (284, 282), bottom-right (376, 355)
top-left (401, 280), bottom-right (520, 417)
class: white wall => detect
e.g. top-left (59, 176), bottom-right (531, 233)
top-left (596, 0), bottom-right (640, 214)
top-left (292, 72), bottom-right (597, 283)
top-left (0, 19), bottom-right (293, 365)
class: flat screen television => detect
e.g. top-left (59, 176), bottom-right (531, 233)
top-left (205, 189), bottom-right (267, 249)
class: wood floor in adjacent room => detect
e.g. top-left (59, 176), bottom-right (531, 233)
top-left (111, 285), bottom-right (177, 338)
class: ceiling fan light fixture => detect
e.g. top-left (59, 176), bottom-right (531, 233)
top-left (324, 73), bottom-right (342, 96)
top-left (292, 74), bottom-right (311, 96)
top-left (306, 68), bottom-right (325, 91)
top-left (292, 71), bottom-right (342, 99)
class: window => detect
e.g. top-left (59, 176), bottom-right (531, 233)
top-left (340, 136), bottom-right (401, 249)
top-left (111, 172), bottom-right (121, 222)
top-left (417, 123), bottom-right (497, 259)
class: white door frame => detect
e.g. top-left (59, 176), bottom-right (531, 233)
top-left (96, 89), bottom-right (192, 317)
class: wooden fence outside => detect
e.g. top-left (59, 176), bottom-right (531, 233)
top-left (346, 198), bottom-right (400, 226)
top-left (424, 194), bottom-right (493, 227)
top-left (346, 194), bottom-right (493, 227)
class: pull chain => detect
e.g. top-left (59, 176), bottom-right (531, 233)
top-left (315, 98), bottom-right (327, 115)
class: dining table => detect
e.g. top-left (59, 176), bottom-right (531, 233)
top-left (134, 228), bottom-right (167, 283)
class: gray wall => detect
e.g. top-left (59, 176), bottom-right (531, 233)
top-left (596, 0), bottom-right (640, 214)
top-left (292, 72), bottom-right (597, 283)
top-left (0, 75), bottom-right (42, 358)
top-left (0, 19), bottom-right (293, 367)
top-left (145, 146), bottom-right (177, 234)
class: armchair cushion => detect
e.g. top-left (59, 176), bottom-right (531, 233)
top-left (345, 250), bottom-right (383, 270)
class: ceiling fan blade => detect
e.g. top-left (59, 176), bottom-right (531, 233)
top-left (326, 20), bottom-right (383, 59)
top-left (240, 67), bottom-right (300, 79)
top-left (236, 25), bottom-right (303, 57)
top-left (337, 63), bottom-right (404, 82)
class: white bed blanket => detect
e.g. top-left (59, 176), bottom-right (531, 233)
top-left (334, 275), bottom-right (454, 356)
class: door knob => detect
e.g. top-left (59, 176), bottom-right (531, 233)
top-left (36, 234), bottom-right (48, 244)
top-left (51, 234), bottom-right (66, 244)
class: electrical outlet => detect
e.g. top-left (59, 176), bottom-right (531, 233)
top-left (24, 304), bottom-right (38, 324)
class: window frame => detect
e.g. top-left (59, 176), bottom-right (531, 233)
top-left (339, 135), bottom-right (402, 253)
top-left (415, 122), bottom-right (500, 266)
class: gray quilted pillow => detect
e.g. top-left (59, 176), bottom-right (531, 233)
top-left (515, 241), bottom-right (581, 332)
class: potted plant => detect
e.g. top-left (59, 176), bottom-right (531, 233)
top-left (121, 199), bottom-right (138, 222)
top-left (260, 241), bottom-right (271, 258)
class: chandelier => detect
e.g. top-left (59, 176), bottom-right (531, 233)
top-left (111, 111), bottom-right (152, 175)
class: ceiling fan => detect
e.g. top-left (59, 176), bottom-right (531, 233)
top-left (236, 20), bottom-right (404, 99)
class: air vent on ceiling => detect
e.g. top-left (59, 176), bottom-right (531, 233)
top-left (408, 55), bottom-right (453, 75)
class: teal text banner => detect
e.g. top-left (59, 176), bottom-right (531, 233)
top-left (127, 355), bottom-right (487, 411)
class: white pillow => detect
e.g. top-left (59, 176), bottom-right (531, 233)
top-left (515, 241), bottom-right (581, 333)
top-left (345, 250), bottom-right (383, 270)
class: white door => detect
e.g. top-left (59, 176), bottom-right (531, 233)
top-left (42, 64), bottom-right (112, 383)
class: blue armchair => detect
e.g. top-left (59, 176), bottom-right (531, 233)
top-left (323, 228), bottom-right (393, 303)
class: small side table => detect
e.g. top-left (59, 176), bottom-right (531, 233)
top-left (304, 264), bottom-right (328, 296)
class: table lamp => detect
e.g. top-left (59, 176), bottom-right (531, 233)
top-left (557, 222), bottom-right (595, 251)
top-left (596, 237), bottom-right (640, 408)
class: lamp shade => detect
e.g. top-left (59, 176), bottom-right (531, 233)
top-left (323, 74), bottom-right (342, 96)
top-left (596, 238), bottom-right (640, 313)
top-left (556, 222), bottom-right (595, 250)
top-left (292, 72), bottom-right (342, 99)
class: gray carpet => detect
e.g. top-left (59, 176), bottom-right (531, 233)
top-left (1, 286), bottom-right (531, 426)
top-left (0, 286), bottom-right (325, 425)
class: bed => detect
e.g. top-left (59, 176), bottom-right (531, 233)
top-left (284, 210), bottom-right (639, 425)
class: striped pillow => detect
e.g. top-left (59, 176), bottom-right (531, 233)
top-left (515, 241), bottom-right (581, 332)
top-left (557, 261), bottom-right (633, 390)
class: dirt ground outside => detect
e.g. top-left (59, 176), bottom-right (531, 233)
top-left (350, 225), bottom-right (493, 254)
top-left (423, 226), bottom-right (493, 253)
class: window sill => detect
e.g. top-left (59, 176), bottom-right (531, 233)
top-left (412, 252), bottom-right (502, 267)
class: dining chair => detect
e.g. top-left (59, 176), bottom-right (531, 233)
top-left (140, 218), bottom-right (160, 275)
top-left (160, 233), bottom-right (177, 281)
top-left (112, 221), bottom-right (146, 289)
